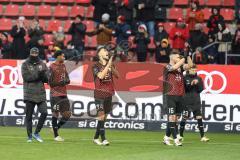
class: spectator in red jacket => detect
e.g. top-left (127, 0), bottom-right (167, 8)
top-left (169, 18), bottom-right (189, 52)
top-left (186, 0), bottom-right (204, 32)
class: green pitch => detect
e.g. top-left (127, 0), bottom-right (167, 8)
top-left (0, 127), bottom-right (239, 160)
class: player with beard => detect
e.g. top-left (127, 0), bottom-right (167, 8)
top-left (163, 51), bottom-right (193, 146)
top-left (92, 46), bottom-right (119, 146)
top-left (49, 50), bottom-right (71, 142)
top-left (178, 64), bottom-right (209, 142)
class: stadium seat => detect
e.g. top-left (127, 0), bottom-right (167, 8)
top-left (39, 19), bottom-right (46, 30)
top-left (43, 0), bottom-right (58, 3)
top-left (220, 9), bottom-right (234, 21)
top-left (198, 0), bottom-right (205, 6)
top-left (20, 5), bottom-right (36, 17)
top-left (59, 0), bottom-right (74, 4)
top-left (164, 22), bottom-right (175, 33)
top-left (222, 0), bottom-right (235, 7)
top-left (148, 37), bottom-right (156, 49)
top-left (174, 0), bottom-right (188, 6)
top-left (37, 5), bottom-right (52, 17)
top-left (44, 34), bottom-right (53, 44)
top-left (0, 0), bottom-right (9, 2)
top-left (168, 8), bottom-right (183, 20)
top-left (69, 6), bottom-right (85, 18)
top-left (0, 18), bottom-right (12, 31)
top-left (203, 8), bottom-right (212, 20)
top-left (0, 5), bottom-right (2, 15)
top-left (53, 5), bottom-right (69, 18)
top-left (84, 20), bottom-right (95, 32)
top-left (76, 0), bottom-right (91, 4)
top-left (4, 4), bottom-right (19, 17)
top-left (26, 0), bottom-right (42, 3)
top-left (88, 36), bottom-right (97, 48)
top-left (86, 6), bottom-right (94, 18)
top-left (64, 34), bottom-right (72, 45)
top-left (64, 20), bottom-right (73, 32)
top-left (202, 23), bottom-right (209, 34)
top-left (46, 20), bottom-right (62, 32)
top-left (205, 0), bottom-right (222, 6)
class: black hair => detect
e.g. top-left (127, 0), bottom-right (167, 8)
top-left (76, 15), bottom-right (84, 21)
top-left (53, 50), bottom-right (64, 58)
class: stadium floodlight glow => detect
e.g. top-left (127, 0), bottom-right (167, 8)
top-left (197, 70), bottom-right (227, 94)
top-left (0, 66), bottom-right (19, 88)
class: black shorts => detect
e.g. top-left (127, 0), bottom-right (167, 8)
top-left (95, 97), bottom-right (112, 114)
top-left (50, 96), bottom-right (70, 113)
top-left (182, 104), bottom-right (202, 118)
top-left (166, 95), bottom-right (184, 115)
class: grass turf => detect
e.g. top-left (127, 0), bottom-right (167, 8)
top-left (0, 127), bottom-right (239, 160)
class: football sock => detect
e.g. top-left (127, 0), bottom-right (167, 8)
top-left (180, 119), bottom-right (186, 137)
top-left (197, 119), bottom-right (204, 138)
top-left (169, 122), bottom-right (177, 139)
top-left (52, 117), bottom-right (59, 137)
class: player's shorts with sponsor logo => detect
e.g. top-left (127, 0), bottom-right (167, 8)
top-left (50, 96), bottom-right (70, 112)
top-left (166, 95), bottom-right (184, 115)
top-left (95, 96), bottom-right (112, 114)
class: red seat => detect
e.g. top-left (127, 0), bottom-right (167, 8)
top-left (148, 37), bottom-right (156, 49)
top-left (39, 19), bottom-right (46, 30)
top-left (168, 8), bottom-right (183, 20)
top-left (88, 36), bottom-right (97, 48)
top-left (46, 20), bottom-right (62, 32)
top-left (203, 8), bottom-right (212, 20)
top-left (164, 22), bottom-right (175, 33)
top-left (64, 34), bottom-right (72, 45)
top-left (76, 0), bottom-right (91, 4)
top-left (198, 0), bottom-right (205, 6)
top-left (222, 0), bottom-right (235, 7)
top-left (26, 0), bottom-right (42, 3)
top-left (64, 20), bottom-right (73, 32)
top-left (220, 9), bottom-right (234, 21)
top-left (0, 18), bottom-right (12, 31)
top-left (0, 0), bottom-right (9, 2)
top-left (20, 5), bottom-right (36, 17)
top-left (37, 5), bottom-right (52, 17)
top-left (44, 34), bottom-right (53, 45)
top-left (43, 0), bottom-right (58, 3)
top-left (202, 23), bottom-right (209, 34)
top-left (174, 0), bottom-right (188, 6)
top-left (83, 20), bottom-right (95, 32)
top-left (69, 6), bottom-right (85, 18)
top-left (205, 0), bottom-right (222, 6)
top-left (53, 5), bottom-right (69, 18)
top-left (86, 6), bottom-right (94, 18)
top-left (0, 5), bottom-right (3, 15)
top-left (4, 4), bottom-right (19, 17)
top-left (59, 0), bottom-right (74, 4)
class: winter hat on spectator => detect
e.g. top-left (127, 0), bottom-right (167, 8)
top-left (195, 23), bottom-right (202, 30)
top-left (30, 47), bottom-right (39, 54)
top-left (102, 13), bottom-right (110, 22)
top-left (1, 32), bottom-right (8, 39)
top-left (138, 24), bottom-right (147, 31)
top-left (19, 16), bottom-right (25, 21)
top-left (123, 0), bottom-right (129, 6)
top-left (157, 22), bottom-right (164, 28)
top-left (118, 15), bottom-right (126, 23)
top-left (161, 39), bottom-right (169, 46)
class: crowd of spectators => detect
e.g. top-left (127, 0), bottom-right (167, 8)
top-left (0, 0), bottom-right (239, 65)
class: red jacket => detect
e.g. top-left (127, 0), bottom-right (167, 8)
top-left (169, 26), bottom-right (189, 50)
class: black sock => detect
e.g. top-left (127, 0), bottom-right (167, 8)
top-left (35, 113), bottom-right (47, 134)
top-left (180, 119), bottom-right (186, 137)
top-left (94, 121), bottom-right (101, 139)
top-left (165, 122), bottom-right (171, 137)
top-left (99, 121), bottom-right (106, 141)
top-left (57, 118), bottom-right (67, 129)
top-left (169, 122), bottom-right (177, 139)
top-left (175, 123), bottom-right (179, 135)
top-left (197, 119), bottom-right (204, 138)
top-left (52, 117), bottom-right (59, 137)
